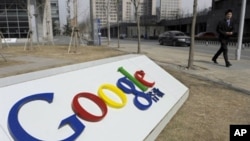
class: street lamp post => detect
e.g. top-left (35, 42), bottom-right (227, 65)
top-left (236, 0), bottom-right (246, 60)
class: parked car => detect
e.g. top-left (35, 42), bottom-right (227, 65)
top-left (195, 32), bottom-right (218, 40)
top-left (119, 34), bottom-right (127, 39)
top-left (158, 31), bottom-right (191, 46)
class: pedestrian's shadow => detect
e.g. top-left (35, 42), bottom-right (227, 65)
top-left (195, 60), bottom-right (226, 67)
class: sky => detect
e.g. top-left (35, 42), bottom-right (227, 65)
top-left (76, 0), bottom-right (213, 22)
top-left (181, 0), bottom-right (212, 13)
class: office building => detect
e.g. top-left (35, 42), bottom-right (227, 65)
top-left (90, 0), bottom-right (157, 27)
top-left (0, 0), bottom-right (29, 38)
top-left (158, 0), bottom-right (181, 20)
top-left (118, 0), bottom-right (133, 22)
top-left (118, 0), bottom-right (156, 22)
top-left (91, 0), bottom-right (118, 27)
top-left (0, 0), bottom-right (67, 41)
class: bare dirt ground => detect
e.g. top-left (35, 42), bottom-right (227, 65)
top-left (1, 45), bottom-right (250, 141)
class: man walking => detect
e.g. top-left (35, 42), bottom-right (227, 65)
top-left (212, 9), bottom-right (234, 67)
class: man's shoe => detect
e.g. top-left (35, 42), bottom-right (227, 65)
top-left (226, 63), bottom-right (232, 67)
top-left (212, 59), bottom-right (218, 64)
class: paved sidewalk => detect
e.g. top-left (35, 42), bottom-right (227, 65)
top-left (1, 42), bottom-right (249, 95)
top-left (110, 43), bottom-right (250, 95)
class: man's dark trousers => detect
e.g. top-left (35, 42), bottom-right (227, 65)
top-left (212, 39), bottom-right (230, 65)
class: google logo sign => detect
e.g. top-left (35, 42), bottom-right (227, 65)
top-left (7, 67), bottom-right (165, 141)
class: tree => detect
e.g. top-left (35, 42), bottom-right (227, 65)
top-left (79, 21), bottom-right (90, 33)
top-left (20, 0), bottom-right (50, 49)
top-left (102, 0), bottom-right (111, 46)
top-left (117, 0), bottom-right (120, 48)
top-left (52, 21), bottom-right (60, 36)
top-left (63, 23), bottom-right (72, 36)
top-left (131, 0), bottom-right (141, 54)
top-left (43, 0), bottom-right (54, 46)
top-left (187, 0), bottom-right (198, 69)
top-left (24, 0), bottom-right (33, 50)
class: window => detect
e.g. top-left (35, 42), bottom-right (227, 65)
top-left (51, 3), bottom-right (57, 8)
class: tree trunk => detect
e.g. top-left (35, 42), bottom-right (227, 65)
top-left (137, 13), bottom-right (141, 54)
top-left (0, 34), bottom-right (2, 48)
top-left (25, 0), bottom-right (33, 50)
top-left (117, 0), bottom-right (120, 48)
top-left (188, 0), bottom-right (197, 69)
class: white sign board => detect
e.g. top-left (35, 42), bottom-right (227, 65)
top-left (0, 55), bottom-right (189, 141)
top-left (1, 38), bottom-right (17, 43)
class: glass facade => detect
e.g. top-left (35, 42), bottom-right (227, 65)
top-left (0, 0), bottom-right (28, 38)
top-left (0, 0), bottom-right (61, 39)
top-left (51, 0), bottom-right (59, 22)
top-left (93, 0), bottom-right (118, 27)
